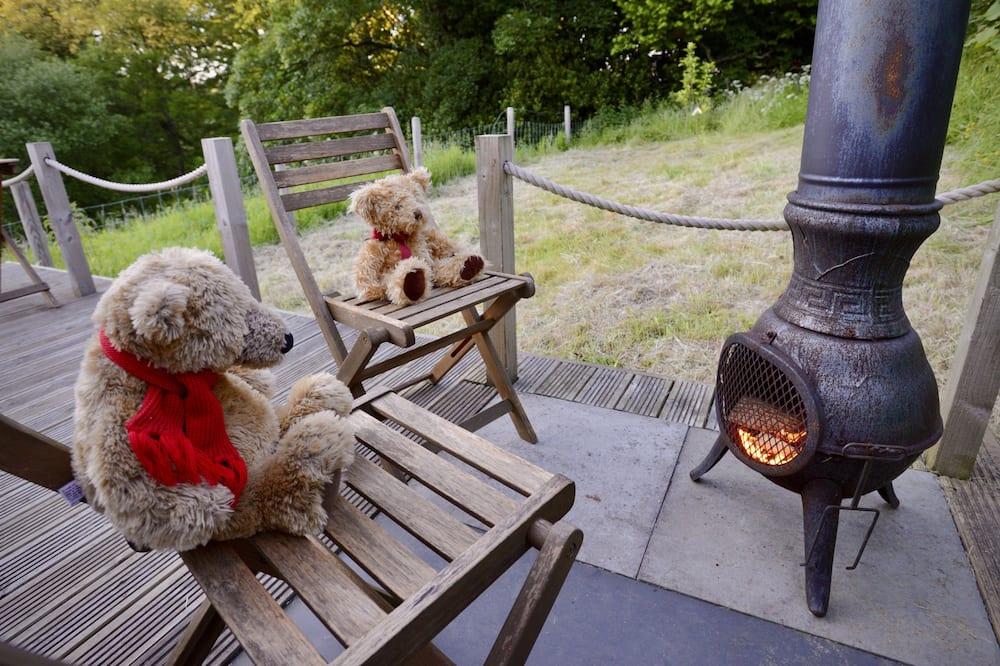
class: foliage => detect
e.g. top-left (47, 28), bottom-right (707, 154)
top-left (0, 34), bottom-right (125, 210)
top-left (672, 42), bottom-right (717, 108)
top-left (968, 0), bottom-right (1000, 55)
top-left (613, 0), bottom-right (817, 85)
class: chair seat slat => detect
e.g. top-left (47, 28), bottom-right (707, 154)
top-left (264, 133), bottom-right (399, 165)
top-left (407, 279), bottom-right (528, 328)
top-left (325, 496), bottom-right (436, 600)
top-left (347, 456), bottom-right (480, 561)
top-left (274, 154), bottom-right (403, 188)
top-left (371, 392), bottom-right (551, 495)
top-left (253, 533), bottom-right (387, 645)
top-left (181, 543), bottom-right (325, 666)
top-left (350, 411), bottom-right (517, 525)
top-left (382, 276), bottom-right (506, 318)
top-left (257, 112), bottom-right (390, 141)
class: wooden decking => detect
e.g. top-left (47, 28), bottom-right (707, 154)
top-left (0, 263), bottom-right (717, 664)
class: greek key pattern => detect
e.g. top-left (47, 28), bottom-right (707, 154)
top-left (781, 273), bottom-right (904, 324)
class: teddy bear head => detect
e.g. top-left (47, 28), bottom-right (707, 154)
top-left (93, 247), bottom-right (293, 373)
top-left (348, 168), bottom-right (432, 237)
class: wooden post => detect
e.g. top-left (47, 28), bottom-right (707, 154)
top-left (564, 105), bottom-right (571, 142)
top-left (25, 142), bottom-right (94, 296)
top-left (411, 117), bottom-right (423, 168)
top-left (927, 204), bottom-right (1000, 478)
top-left (506, 107), bottom-right (515, 145)
top-left (476, 134), bottom-right (517, 381)
top-left (10, 181), bottom-right (52, 266)
top-left (202, 137), bottom-right (260, 300)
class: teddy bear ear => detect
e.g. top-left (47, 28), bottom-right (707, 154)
top-left (128, 279), bottom-right (190, 344)
top-left (348, 184), bottom-right (379, 222)
top-left (408, 168), bottom-right (432, 193)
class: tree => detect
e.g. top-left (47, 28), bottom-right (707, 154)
top-left (0, 34), bottom-right (126, 208)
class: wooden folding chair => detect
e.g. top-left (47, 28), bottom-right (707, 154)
top-left (1, 389), bottom-right (582, 665)
top-left (241, 109), bottom-right (537, 443)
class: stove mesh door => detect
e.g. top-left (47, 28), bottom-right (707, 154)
top-left (716, 337), bottom-right (817, 475)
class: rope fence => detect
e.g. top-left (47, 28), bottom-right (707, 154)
top-left (504, 162), bottom-right (1000, 232)
top-left (43, 158), bottom-right (207, 193)
top-left (1, 165), bottom-right (34, 188)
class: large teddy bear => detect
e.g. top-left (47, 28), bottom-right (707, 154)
top-left (72, 247), bottom-right (355, 551)
top-left (349, 168), bottom-right (486, 305)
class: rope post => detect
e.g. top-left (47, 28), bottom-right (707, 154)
top-left (201, 137), bottom-right (260, 300)
top-left (564, 105), bottom-right (571, 142)
top-left (506, 107), bottom-right (516, 145)
top-left (25, 142), bottom-right (94, 296)
top-left (411, 117), bottom-right (423, 168)
top-left (476, 133), bottom-right (518, 381)
top-left (10, 181), bottom-right (52, 267)
top-left (926, 201), bottom-right (1000, 478)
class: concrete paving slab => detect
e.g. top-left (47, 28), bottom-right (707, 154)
top-left (476, 392), bottom-right (687, 578)
top-left (266, 521), bottom-right (900, 666)
top-left (436, 558), bottom-right (900, 666)
top-left (638, 427), bottom-right (1000, 666)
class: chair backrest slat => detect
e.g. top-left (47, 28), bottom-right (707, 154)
top-left (264, 133), bottom-right (399, 165)
top-left (274, 154), bottom-right (402, 189)
top-left (281, 178), bottom-right (381, 212)
top-left (256, 112), bottom-right (390, 141)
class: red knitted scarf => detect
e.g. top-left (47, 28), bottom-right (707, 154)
top-left (371, 229), bottom-right (412, 259)
top-left (99, 330), bottom-right (247, 505)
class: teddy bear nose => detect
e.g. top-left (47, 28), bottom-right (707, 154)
top-left (414, 210), bottom-right (423, 220)
top-left (281, 332), bottom-right (294, 354)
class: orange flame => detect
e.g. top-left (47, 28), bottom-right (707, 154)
top-left (737, 427), bottom-right (806, 466)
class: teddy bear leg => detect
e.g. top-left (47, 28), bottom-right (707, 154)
top-left (108, 481), bottom-right (235, 551)
top-left (278, 373), bottom-right (352, 436)
top-left (385, 257), bottom-right (430, 305)
top-left (252, 411), bottom-right (356, 535)
top-left (433, 253), bottom-right (486, 287)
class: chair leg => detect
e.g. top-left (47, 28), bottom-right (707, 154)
top-left (485, 521), bottom-right (582, 666)
top-left (336, 328), bottom-right (388, 398)
top-left (472, 327), bottom-right (537, 443)
top-left (167, 599), bottom-right (226, 666)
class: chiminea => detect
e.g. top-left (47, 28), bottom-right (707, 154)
top-left (690, 0), bottom-right (971, 617)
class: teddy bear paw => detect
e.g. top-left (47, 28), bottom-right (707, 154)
top-left (281, 411), bottom-right (356, 481)
top-left (287, 373), bottom-right (353, 418)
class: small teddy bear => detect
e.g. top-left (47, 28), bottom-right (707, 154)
top-left (72, 247), bottom-right (355, 551)
top-left (349, 168), bottom-right (485, 305)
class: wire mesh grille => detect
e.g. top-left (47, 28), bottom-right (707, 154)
top-left (718, 342), bottom-right (809, 466)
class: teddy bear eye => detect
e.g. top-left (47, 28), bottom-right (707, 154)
top-left (394, 204), bottom-right (401, 211)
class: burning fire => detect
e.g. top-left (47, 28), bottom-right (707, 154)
top-left (737, 427), bottom-right (806, 466)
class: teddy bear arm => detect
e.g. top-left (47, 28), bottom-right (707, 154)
top-left (279, 373), bottom-right (352, 435)
top-left (424, 226), bottom-right (462, 259)
top-left (226, 366), bottom-right (275, 398)
top-left (225, 412), bottom-right (355, 537)
top-left (355, 239), bottom-right (394, 301)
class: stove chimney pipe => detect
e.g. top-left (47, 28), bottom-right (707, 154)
top-left (798, 1), bottom-right (971, 206)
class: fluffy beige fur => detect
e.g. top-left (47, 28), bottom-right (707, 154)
top-left (72, 247), bottom-right (355, 551)
top-left (349, 168), bottom-right (486, 305)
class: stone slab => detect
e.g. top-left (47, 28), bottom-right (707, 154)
top-left (638, 427), bottom-right (1000, 666)
top-left (477, 392), bottom-right (686, 577)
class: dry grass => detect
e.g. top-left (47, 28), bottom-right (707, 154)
top-left (255, 126), bottom-right (998, 435)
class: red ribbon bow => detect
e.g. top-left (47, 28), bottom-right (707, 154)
top-left (371, 229), bottom-right (412, 259)
top-left (99, 330), bottom-right (247, 505)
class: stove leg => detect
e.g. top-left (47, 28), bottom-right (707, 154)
top-left (876, 482), bottom-right (900, 509)
top-left (689, 434), bottom-right (729, 482)
top-left (801, 478), bottom-right (841, 618)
